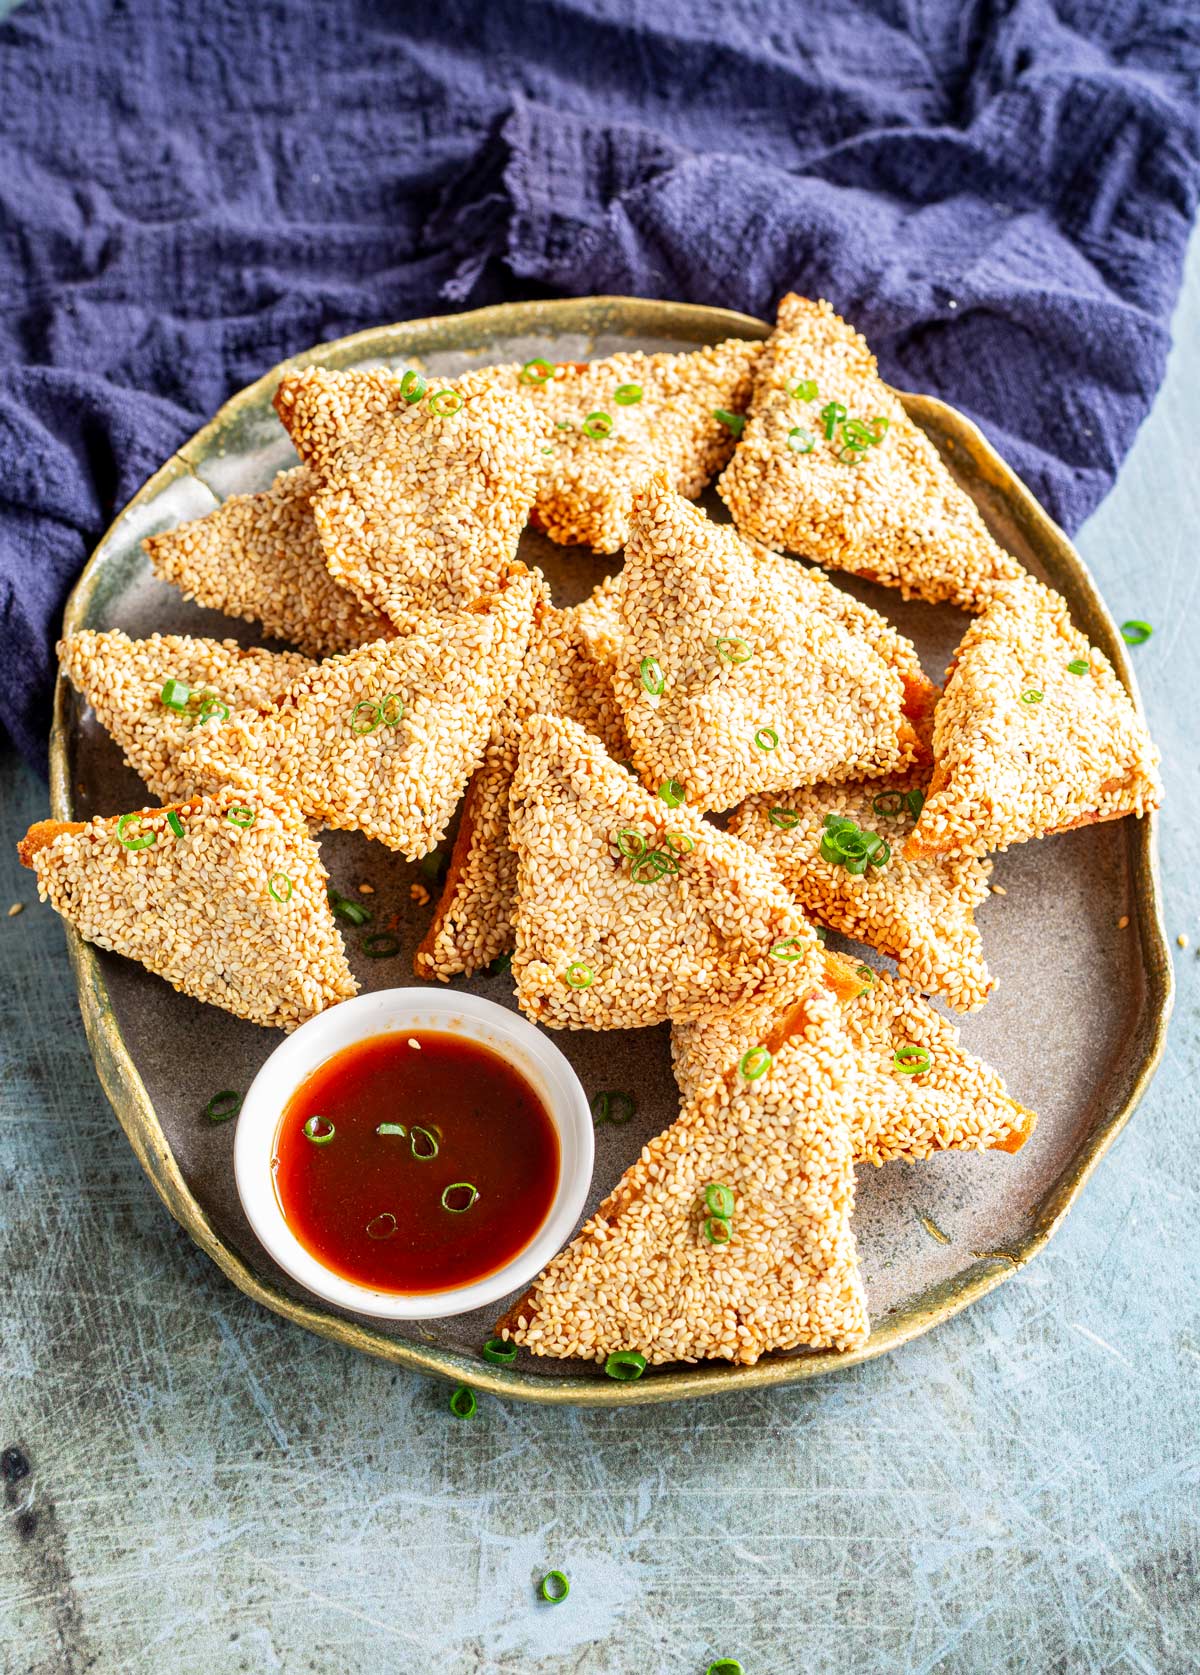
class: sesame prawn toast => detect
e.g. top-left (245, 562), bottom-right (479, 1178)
top-left (495, 986), bottom-right (868, 1365)
top-left (508, 713), bottom-right (823, 1031)
top-left (414, 596), bottom-right (631, 981)
top-left (176, 567), bottom-right (539, 859)
top-left (610, 475), bottom-right (921, 812)
top-left (907, 576), bottom-right (1161, 860)
top-left (671, 960), bottom-right (1035, 1164)
top-left (730, 777), bottom-right (992, 1011)
top-left (718, 294), bottom-right (1024, 609)
top-left (18, 794), bottom-right (357, 1032)
top-left (273, 366), bottom-right (548, 632)
top-left (517, 339), bottom-right (762, 553)
top-left (142, 468), bottom-right (393, 659)
top-left (58, 630), bottom-right (314, 804)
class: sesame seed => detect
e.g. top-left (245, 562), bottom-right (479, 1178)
top-left (6, 903), bottom-right (23, 918)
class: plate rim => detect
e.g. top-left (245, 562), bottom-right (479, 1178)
top-left (49, 294), bottom-right (1175, 1406)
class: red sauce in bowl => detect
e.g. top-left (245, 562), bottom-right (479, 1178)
top-left (274, 1031), bottom-right (560, 1294)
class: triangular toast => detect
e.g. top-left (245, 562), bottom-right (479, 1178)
top-left (142, 468), bottom-right (393, 658)
top-left (607, 475), bottom-right (921, 811)
top-left (907, 577), bottom-right (1161, 858)
top-left (718, 294), bottom-right (1024, 608)
top-left (58, 630), bottom-right (313, 804)
top-left (508, 713), bottom-right (822, 1030)
top-left (494, 985), bottom-right (868, 1364)
top-left (19, 794), bottom-right (357, 1031)
top-left (176, 568), bottom-right (539, 859)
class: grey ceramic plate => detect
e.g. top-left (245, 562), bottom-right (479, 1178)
top-left (50, 298), bottom-right (1173, 1406)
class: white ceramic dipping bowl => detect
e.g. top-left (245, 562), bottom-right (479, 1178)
top-left (234, 988), bottom-right (594, 1320)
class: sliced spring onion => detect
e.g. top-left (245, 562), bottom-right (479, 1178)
top-left (441, 1182), bottom-right (479, 1213)
top-left (428, 388), bottom-right (462, 416)
top-left (399, 369), bottom-right (427, 404)
top-left (631, 849), bottom-right (678, 884)
top-left (379, 693), bottom-right (405, 726)
top-left (1121, 619), bottom-right (1153, 645)
top-left (768, 807), bottom-right (800, 830)
top-left (417, 846), bottom-right (448, 883)
top-left (520, 358), bottom-right (555, 385)
top-left (303, 1115), bottom-right (335, 1144)
top-left (789, 378), bottom-right (818, 402)
top-left (195, 696), bottom-right (229, 726)
top-left (225, 803), bottom-right (256, 828)
top-left (268, 872), bottom-right (293, 903)
top-left (409, 1126), bottom-right (439, 1160)
top-left (116, 812), bottom-right (156, 851)
top-left (328, 888), bottom-right (371, 927)
top-left (715, 634), bottom-right (752, 665)
top-left (564, 961), bottom-right (594, 989)
top-left (787, 426), bottom-right (815, 455)
top-left (449, 1385), bottom-right (477, 1419)
top-left (855, 965), bottom-right (875, 995)
top-left (640, 656), bottom-right (665, 696)
top-left (363, 933), bottom-right (401, 959)
top-left (160, 678), bottom-right (192, 712)
top-left (658, 778), bottom-right (685, 808)
top-left (539, 1570), bottom-right (570, 1603)
top-left (836, 444), bottom-right (862, 464)
top-left (604, 1350), bottom-right (647, 1381)
top-left (614, 383), bottom-right (643, 405)
top-left (1020, 689), bottom-right (1044, 704)
top-left (739, 1045), bottom-right (771, 1081)
top-left (754, 726), bottom-right (779, 751)
top-left (820, 399), bottom-right (847, 440)
top-left (1066, 658), bottom-right (1090, 675)
top-left (664, 831), bottom-right (694, 854)
top-left (705, 1182), bottom-right (734, 1219)
top-left (166, 810), bottom-right (185, 839)
top-left (893, 1045), bottom-right (932, 1076)
top-left (907, 789), bottom-right (926, 819)
top-left (872, 791), bottom-right (906, 816)
top-left (365, 1212), bottom-right (398, 1240)
top-left (707, 1662), bottom-right (745, 1675)
top-left (591, 1090), bottom-right (636, 1127)
top-left (487, 951), bottom-right (513, 977)
top-left (770, 936), bottom-right (805, 961)
top-left (375, 1122), bottom-right (407, 1137)
top-left (204, 1090), bottom-right (241, 1123)
top-left (703, 1216), bottom-right (732, 1245)
top-left (842, 418), bottom-right (875, 448)
top-left (713, 408), bottom-right (745, 437)
top-left (350, 700), bottom-right (381, 735)
top-left (482, 1337), bottom-right (518, 1365)
top-left (868, 415), bottom-right (890, 441)
top-left (583, 410), bottom-right (613, 440)
top-left (615, 828), bottom-right (646, 860)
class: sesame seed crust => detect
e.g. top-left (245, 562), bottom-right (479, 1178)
top-left (58, 630), bottom-right (314, 804)
top-left (174, 569), bottom-right (538, 860)
top-left (907, 575), bottom-right (1162, 859)
top-left (608, 474), bottom-right (921, 812)
top-left (671, 960), bottom-right (1036, 1166)
top-left (730, 777), bottom-right (994, 1011)
top-left (509, 712), bottom-right (823, 1031)
top-left (414, 592), bottom-right (631, 981)
top-left (142, 468), bottom-right (393, 659)
top-left (718, 295), bottom-right (1025, 609)
top-left (273, 366), bottom-right (549, 631)
top-left (20, 791), bottom-right (357, 1032)
top-left (495, 985), bottom-right (867, 1364)
top-left (516, 340), bottom-right (762, 553)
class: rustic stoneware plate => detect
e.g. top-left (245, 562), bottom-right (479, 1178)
top-left (50, 298), bottom-right (1173, 1405)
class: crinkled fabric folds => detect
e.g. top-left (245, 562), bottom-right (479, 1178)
top-left (1, 0), bottom-right (1197, 769)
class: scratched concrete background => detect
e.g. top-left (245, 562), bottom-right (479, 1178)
top-left (3, 238), bottom-right (1199, 1675)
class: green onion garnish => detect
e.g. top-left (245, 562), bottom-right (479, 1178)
top-left (1121, 619), bottom-right (1153, 645)
top-left (820, 400), bottom-right (847, 440)
top-left (789, 378), bottom-right (818, 402)
top-left (116, 812), bottom-right (156, 851)
top-left (583, 410), bottom-right (613, 440)
top-left (564, 962), bottom-right (594, 989)
top-left (855, 965), bottom-right (875, 995)
top-left (658, 778), bottom-right (685, 808)
top-left (160, 678), bottom-right (191, 712)
top-left (872, 791), bottom-right (906, 816)
top-left (754, 727), bottom-right (779, 751)
top-left (417, 845), bottom-right (448, 884)
top-left (428, 388), bottom-right (462, 416)
top-left (640, 656), bottom-right (665, 695)
top-left (365, 1212), bottom-right (398, 1240)
top-left (739, 1045), bottom-right (771, 1081)
top-left (379, 693), bottom-right (405, 726)
top-left (714, 408), bottom-right (745, 437)
top-left (768, 808), bottom-right (800, 830)
top-left (770, 937), bottom-right (805, 961)
top-left (615, 829), bottom-right (646, 860)
top-left (399, 370), bottom-right (427, 404)
top-left (519, 358), bottom-right (554, 385)
top-left (449, 1385), bottom-right (477, 1419)
top-left (631, 849), bottom-right (678, 884)
top-left (614, 383), bottom-right (643, 405)
top-left (664, 831), bottom-right (694, 854)
top-left (868, 415), bottom-right (890, 441)
top-left (441, 1182), bottom-right (479, 1213)
top-left (204, 1090), bottom-right (241, 1124)
top-left (268, 872), bottom-right (293, 903)
top-left (362, 933), bottom-right (400, 959)
top-left (539, 1570), bottom-right (570, 1603)
top-left (591, 1090), bottom-right (636, 1126)
top-left (819, 813), bottom-right (889, 874)
top-left (166, 811), bottom-right (185, 839)
top-left (703, 1217), bottom-right (732, 1245)
top-left (375, 1122), bottom-right (407, 1137)
top-left (225, 804), bottom-right (256, 828)
top-left (487, 951), bottom-right (513, 977)
top-left (893, 1045), bottom-right (932, 1076)
top-left (842, 418), bottom-right (875, 449)
top-left (482, 1338), bottom-right (517, 1365)
top-left (705, 1182), bottom-right (734, 1219)
top-left (1066, 658), bottom-right (1090, 675)
top-left (604, 1350), bottom-right (647, 1381)
top-left (707, 1662), bottom-right (745, 1675)
top-left (836, 444), bottom-right (862, 464)
top-left (303, 1115), bottom-right (335, 1144)
top-left (410, 1126), bottom-right (439, 1160)
top-left (195, 696), bottom-right (229, 726)
top-left (907, 790), bottom-right (926, 819)
top-left (787, 426), bottom-right (815, 453)
top-left (1021, 689), bottom-right (1044, 704)
top-left (555, 420), bottom-right (573, 430)
top-left (715, 635), bottom-right (752, 665)
top-left (350, 700), bottom-right (381, 735)
top-left (328, 888), bottom-right (371, 927)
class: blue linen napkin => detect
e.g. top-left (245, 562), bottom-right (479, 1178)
top-left (1, 0), bottom-right (1197, 770)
